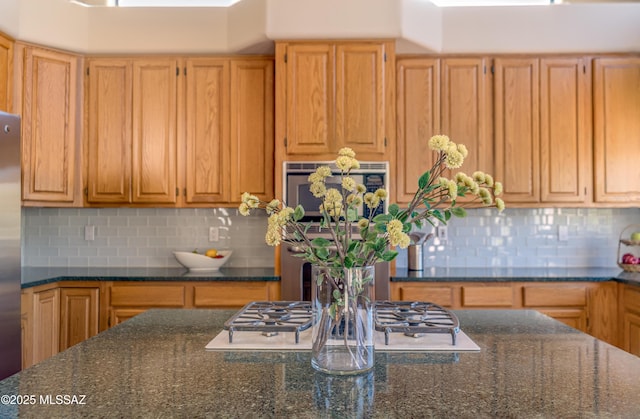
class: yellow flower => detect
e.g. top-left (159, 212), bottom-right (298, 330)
top-left (484, 174), bottom-right (494, 187)
top-left (494, 182), bottom-right (503, 196)
top-left (448, 180), bottom-right (458, 200)
top-left (445, 149), bottom-right (464, 169)
top-left (342, 177), bottom-right (356, 192)
top-left (438, 177), bottom-right (449, 188)
top-left (239, 203), bottom-right (250, 216)
top-left (324, 188), bottom-right (342, 205)
top-left (374, 188), bottom-right (387, 199)
top-left (309, 182), bottom-right (326, 198)
top-left (266, 199), bottom-right (280, 215)
top-left (356, 184), bottom-right (367, 194)
top-left (473, 171), bottom-right (486, 183)
top-left (496, 197), bottom-right (505, 212)
top-left (428, 134), bottom-right (450, 152)
top-left (241, 192), bottom-right (260, 208)
top-left (350, 159), bottom-right (360, 170)
top-left (308, 172), bottom-right (323, 183)
top-left (357, 218), bottom-right (369, 229)
top-left (455, 172), bottom-right (468, 184)
top-left (335, 156), bottom-right (354, 172)
top-left (277, 207), bottom-right (295, 225)
top-left (478, 188), bottom-right (492, 205)
top-left (316, 166), bottom-right (332, 178)
top-left (457, 144), bottom-right (469, 158)
top-left (387, 219), bottom-right (403, 235)
top-left (347, 194), bottom-right (363, 207)
top-left (363, 192), bottom-right (380, 209)
top-left (338, 147), bottom-right (356, 158)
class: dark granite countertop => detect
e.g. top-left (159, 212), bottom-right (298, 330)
top-left (21, 266), bottom-right (278, 289)
top-left (1, 308), bottom-right (639, 418)
top-left (393, 267), bottom-right (640, 285)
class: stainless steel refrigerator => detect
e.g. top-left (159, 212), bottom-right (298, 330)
top-left (0, 111), bottom-right (21, 380)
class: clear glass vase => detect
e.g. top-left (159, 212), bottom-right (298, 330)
top-left (311, 265), bottom-right (375, 375)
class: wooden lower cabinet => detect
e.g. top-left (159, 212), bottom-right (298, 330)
top-left (21, 283), bottom-right (101, 368)
top-left (391, 281), bottom-right (619, 346)
top-left (619, 283), bottom-right (640, 357)
top-left (106, 281), bottom-right (281, 327)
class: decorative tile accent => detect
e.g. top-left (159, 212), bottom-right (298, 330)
top-left (21, 207), bottom-right (639, 269)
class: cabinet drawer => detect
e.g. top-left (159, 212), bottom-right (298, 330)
top-left (462, 286), bottom-right (513, 307)
top-left (110, 285), bottom-right (185, 307)
top-left (523, 285), bottom-right (586, 307)
top-left (193, 282), bottom-right (276, 307)
top-left (395, 285), bottom-right (455, 307)
top-left (623, 286), bottom-right (640, 313)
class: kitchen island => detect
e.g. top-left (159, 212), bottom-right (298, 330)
top-left (2, 309), bottom-right (640, 418)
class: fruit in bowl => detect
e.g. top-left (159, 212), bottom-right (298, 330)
top-left (631, 232), bottom-right (640, 243)
top-left (174, 250), bottom-right (232, 271)
top-left (621, 253), bottom-right (640, 265)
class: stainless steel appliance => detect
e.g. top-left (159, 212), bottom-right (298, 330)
top-left (205, 301), bottom-right (480, 352)
top-left (0, 111), bottom-right (21, 380)
top-left (281, 161), bottom-right (391, 301)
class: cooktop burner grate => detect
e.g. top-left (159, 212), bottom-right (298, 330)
top-left (223, 301), bottom-right (313, 344)
top-left (374, 301), bottom-right (460, 345)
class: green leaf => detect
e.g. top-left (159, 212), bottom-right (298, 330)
top-left (372, 213), bottom-right (392, 223)
top-left (432, 209), bottom-right (446, 223)
top-left (374, 222), bottom-right (386, 234)
top-left (315, 247), bottom-right (330, 260)
top-left (451, 207), bottom-right (467, 218)
top-left (333, 290), bottom-right (343, 301)
top-left (414, 219), bottom-right (423, 229)
top-left (347, 240), bottom-right (361, 253)
top-left (444, 209), bottom-right (452, 221)
top-left (311, 237), bottom-right (332, 247)
top-left (380, 250), bottom-right (398, 262)
top-left (388, 203), bottom-right (400, 216)
top-left (344, 255), bottom-right (355, 268)
top-left (293, 205), bottom-right (305, 221)
top-left (418, 171), bottom-right (431, 189)
top-left (402, 222), bottom-right (412, 233)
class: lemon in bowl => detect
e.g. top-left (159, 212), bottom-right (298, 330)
top-left (173, 249), bottom-right (232, 271)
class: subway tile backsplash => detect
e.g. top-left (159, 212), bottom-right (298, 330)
top-left (21, 207), bottom-right (639, 269)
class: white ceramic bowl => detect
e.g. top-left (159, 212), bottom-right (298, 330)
top-left (173, 250), bottom-right (232, 271)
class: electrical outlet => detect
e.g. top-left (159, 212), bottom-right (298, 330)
top-left (209, 227), bottom-right (219, 242)
top-left (84, 225), bottom-right (95, 241)
top-left (436, 226), bottom-right (448, 242)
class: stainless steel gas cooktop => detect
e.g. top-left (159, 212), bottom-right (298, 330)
top-left (205, 301), bottom-right (480, 352)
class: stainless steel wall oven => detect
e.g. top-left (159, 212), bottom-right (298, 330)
top-left (280, 161), bottom-right (391, 301)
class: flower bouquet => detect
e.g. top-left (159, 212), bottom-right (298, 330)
top-left (240, 135), bottom-right (504, 374)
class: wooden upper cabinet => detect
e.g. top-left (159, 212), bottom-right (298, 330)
top-left (281, 43), bottom-right (333, 155)
top-left (0, 32), bottom-right (13, 112)
top-left (229, 58), bottom-right (274, 203)
top-left (395, 57), bottom-right (440, 204)
top-left (87, 59), bottom-right (133, 203)
top-left (495, 56), bottom-right (591, 206)
top-left (395, 56), bottom-right (491, 205)
top-left (494, 57), bottom-right (540, 204)
top-left (441, 57), bottom-right (493, 196)
top-left (183, 57), bottom-right (274, 205)
top-left (276, 40), bottom-right (393, 159)
top-left (593, 57), bottom-right (640, 204)
top-left (86, 57), bottom-right (178, 205)
top-left (21, 46), bottom-right (79, 204)
top-left (184, 58), bottom-right (230, 204)
top-left (540, 57), bottom-right (591, 204)
top-left (336, 43), bottom-right (386, 154)
top-left (132, 59), bottom-right (178, 204)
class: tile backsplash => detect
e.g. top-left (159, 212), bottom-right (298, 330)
top-left (22, 207), bottom-right (639, 269)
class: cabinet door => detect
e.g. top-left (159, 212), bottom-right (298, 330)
top-left (32, 289), bottom-right (60, 365)
top-left (335, 43), bottom-right (386, 154)
top-left (0, 33), bottom-right (13, 112)
top-left (593, 57), bottom-right (640, 204)
top-left (86, 59), bottom-right (133, 203)
top-left (441, 57), bottom-right (492, 180)
top-left (283, 43), bottom-right (334, 155)
top-left (59, 288), bottom-right (99, 351)
top-left (395, 58), bottom-right (440, 204)
top-left (229, 58), bottom-right (274, 203)
top-left (22, 47), bottom-right (78, 203)
top-left (494, 58), bottom-right (540, 203)
top-left (540, 58), bottom-right (591, 204)
top-left (184, 58), bottom-right (229, 203)
top-left (132, 59), bottom-right (178, 204)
